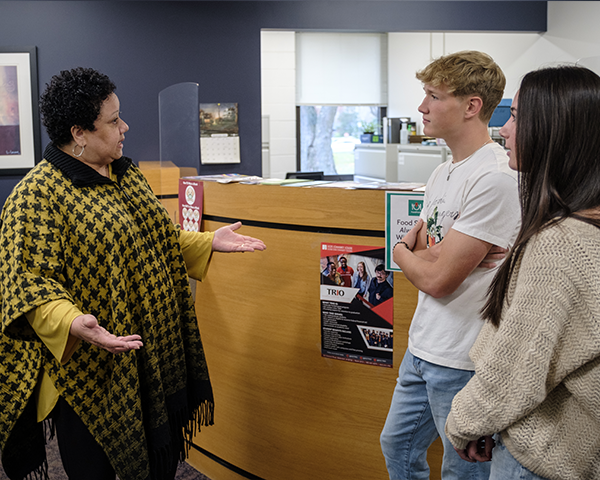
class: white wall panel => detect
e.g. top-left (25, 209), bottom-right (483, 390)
top-left (264, 2), bottom-right (600, 174)
top-left (261, 30), bottom-right (297, 178)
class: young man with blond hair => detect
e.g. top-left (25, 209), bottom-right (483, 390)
top-left (380, 51), bottom-right (520, 480)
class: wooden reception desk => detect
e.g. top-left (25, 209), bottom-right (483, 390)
top-left (186, 182), bottom-right (442, 480)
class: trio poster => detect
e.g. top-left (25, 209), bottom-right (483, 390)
top-left (320, 243), bottom-right (394, 368)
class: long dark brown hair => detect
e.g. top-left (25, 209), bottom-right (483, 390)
top-left (483, 65), bottom-right (600, 326)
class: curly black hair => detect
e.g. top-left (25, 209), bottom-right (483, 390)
top-left (39, 67), bottom-right (116, 147)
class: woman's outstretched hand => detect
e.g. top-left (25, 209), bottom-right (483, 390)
top-left (212, 221), bottom-right (267, 253)
top-left (70, 314), bottom-right (143, 354)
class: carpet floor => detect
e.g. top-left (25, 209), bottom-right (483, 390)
top-left (0, 435), bottom-right (211, 480)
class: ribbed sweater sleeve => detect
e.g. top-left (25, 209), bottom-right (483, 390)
top-left (445, 218), bottom-right (600, 479)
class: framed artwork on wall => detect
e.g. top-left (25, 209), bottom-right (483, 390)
top-left (0, 46), bottom-right (41, 175)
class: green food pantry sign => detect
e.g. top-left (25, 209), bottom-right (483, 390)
top-left (385, 191), bottom-right (425, 272)
top-left (409, 199), bottom-right (423, 216)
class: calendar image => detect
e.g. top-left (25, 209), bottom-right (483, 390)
top-left (199, 102), bottom-right (240, 164)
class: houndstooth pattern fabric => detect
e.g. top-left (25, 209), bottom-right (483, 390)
top-left (0, 145), bottom-right (213, 480)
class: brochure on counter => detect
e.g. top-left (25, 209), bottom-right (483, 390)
top-left (183, 173), bottom-right (263, 183)
top-left (258, 178), bottom-right (314, 186)
top-left (180, 174), bottom-right (424, 191)
top-left (353, 182), bottom-right (425, 191)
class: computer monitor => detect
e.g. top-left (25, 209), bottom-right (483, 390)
top-left (488, 98), bottom-right (512, 128)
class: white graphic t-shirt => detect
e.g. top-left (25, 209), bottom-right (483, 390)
top-left (408, 142), bottom-right (520, 370)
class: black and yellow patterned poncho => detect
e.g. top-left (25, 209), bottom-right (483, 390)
top-left (0, 144), bottom-right (214, 480)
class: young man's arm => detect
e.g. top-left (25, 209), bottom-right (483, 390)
top-left (395, 164), bottom-right (519, 298)
top-left (411, 219), bottom-right (434, 260)
top-left (393, 225), bottom-right (492, 299)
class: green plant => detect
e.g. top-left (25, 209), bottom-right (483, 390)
top-left (361, 121), bottom-right (379, 134)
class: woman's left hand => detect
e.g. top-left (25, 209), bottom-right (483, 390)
top-left (70, 314), bottom-right (143, 354)
top-left (212, 221), bottom-right (266, 253)
top-left (454, 436), bottom-right (495, 463)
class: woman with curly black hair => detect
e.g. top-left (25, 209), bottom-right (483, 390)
top-left (0, 67), bottom-right (265, 480)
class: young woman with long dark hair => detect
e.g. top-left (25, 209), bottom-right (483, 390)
top-left (445, 65), bottom-right (600, 480)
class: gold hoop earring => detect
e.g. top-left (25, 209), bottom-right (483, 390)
top-left (73, 144), bottom-right (85, 158)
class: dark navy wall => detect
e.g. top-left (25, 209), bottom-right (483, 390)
top-left (0, 1), bottom-right (546, 205)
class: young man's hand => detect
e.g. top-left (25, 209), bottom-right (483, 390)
top-left (401, 219), bottom-right (424, 251)
top-left (477, 245), bottom-right (508, 268)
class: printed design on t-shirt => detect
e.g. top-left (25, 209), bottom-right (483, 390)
top-left (427, 206), bottom-right (444, 247)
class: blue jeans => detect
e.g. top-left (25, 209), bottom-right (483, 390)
top-left (489, 435), bottom-right (548, 480)
top-left (380, 349), bottom-right (490, 480)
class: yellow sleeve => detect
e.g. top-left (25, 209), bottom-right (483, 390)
top-left (179, 230), bottom-right (214, 281)
top-left (25, 300), bottom-right (83, 421)
top-left (25, 299), bottom-right (82, 364)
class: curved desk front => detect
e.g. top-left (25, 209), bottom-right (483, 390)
top-left (187, 182), bottom-right (442, 480)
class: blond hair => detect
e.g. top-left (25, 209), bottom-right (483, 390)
top-left (416, 50), bottom-right (505, 123)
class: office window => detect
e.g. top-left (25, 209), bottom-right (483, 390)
top-left (296, 33), bottom-right (387, 176)
top-left (299, 105), bottom-right (386, 175)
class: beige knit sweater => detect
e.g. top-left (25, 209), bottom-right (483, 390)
top-left (445, 217), bottom-right (600, 480)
